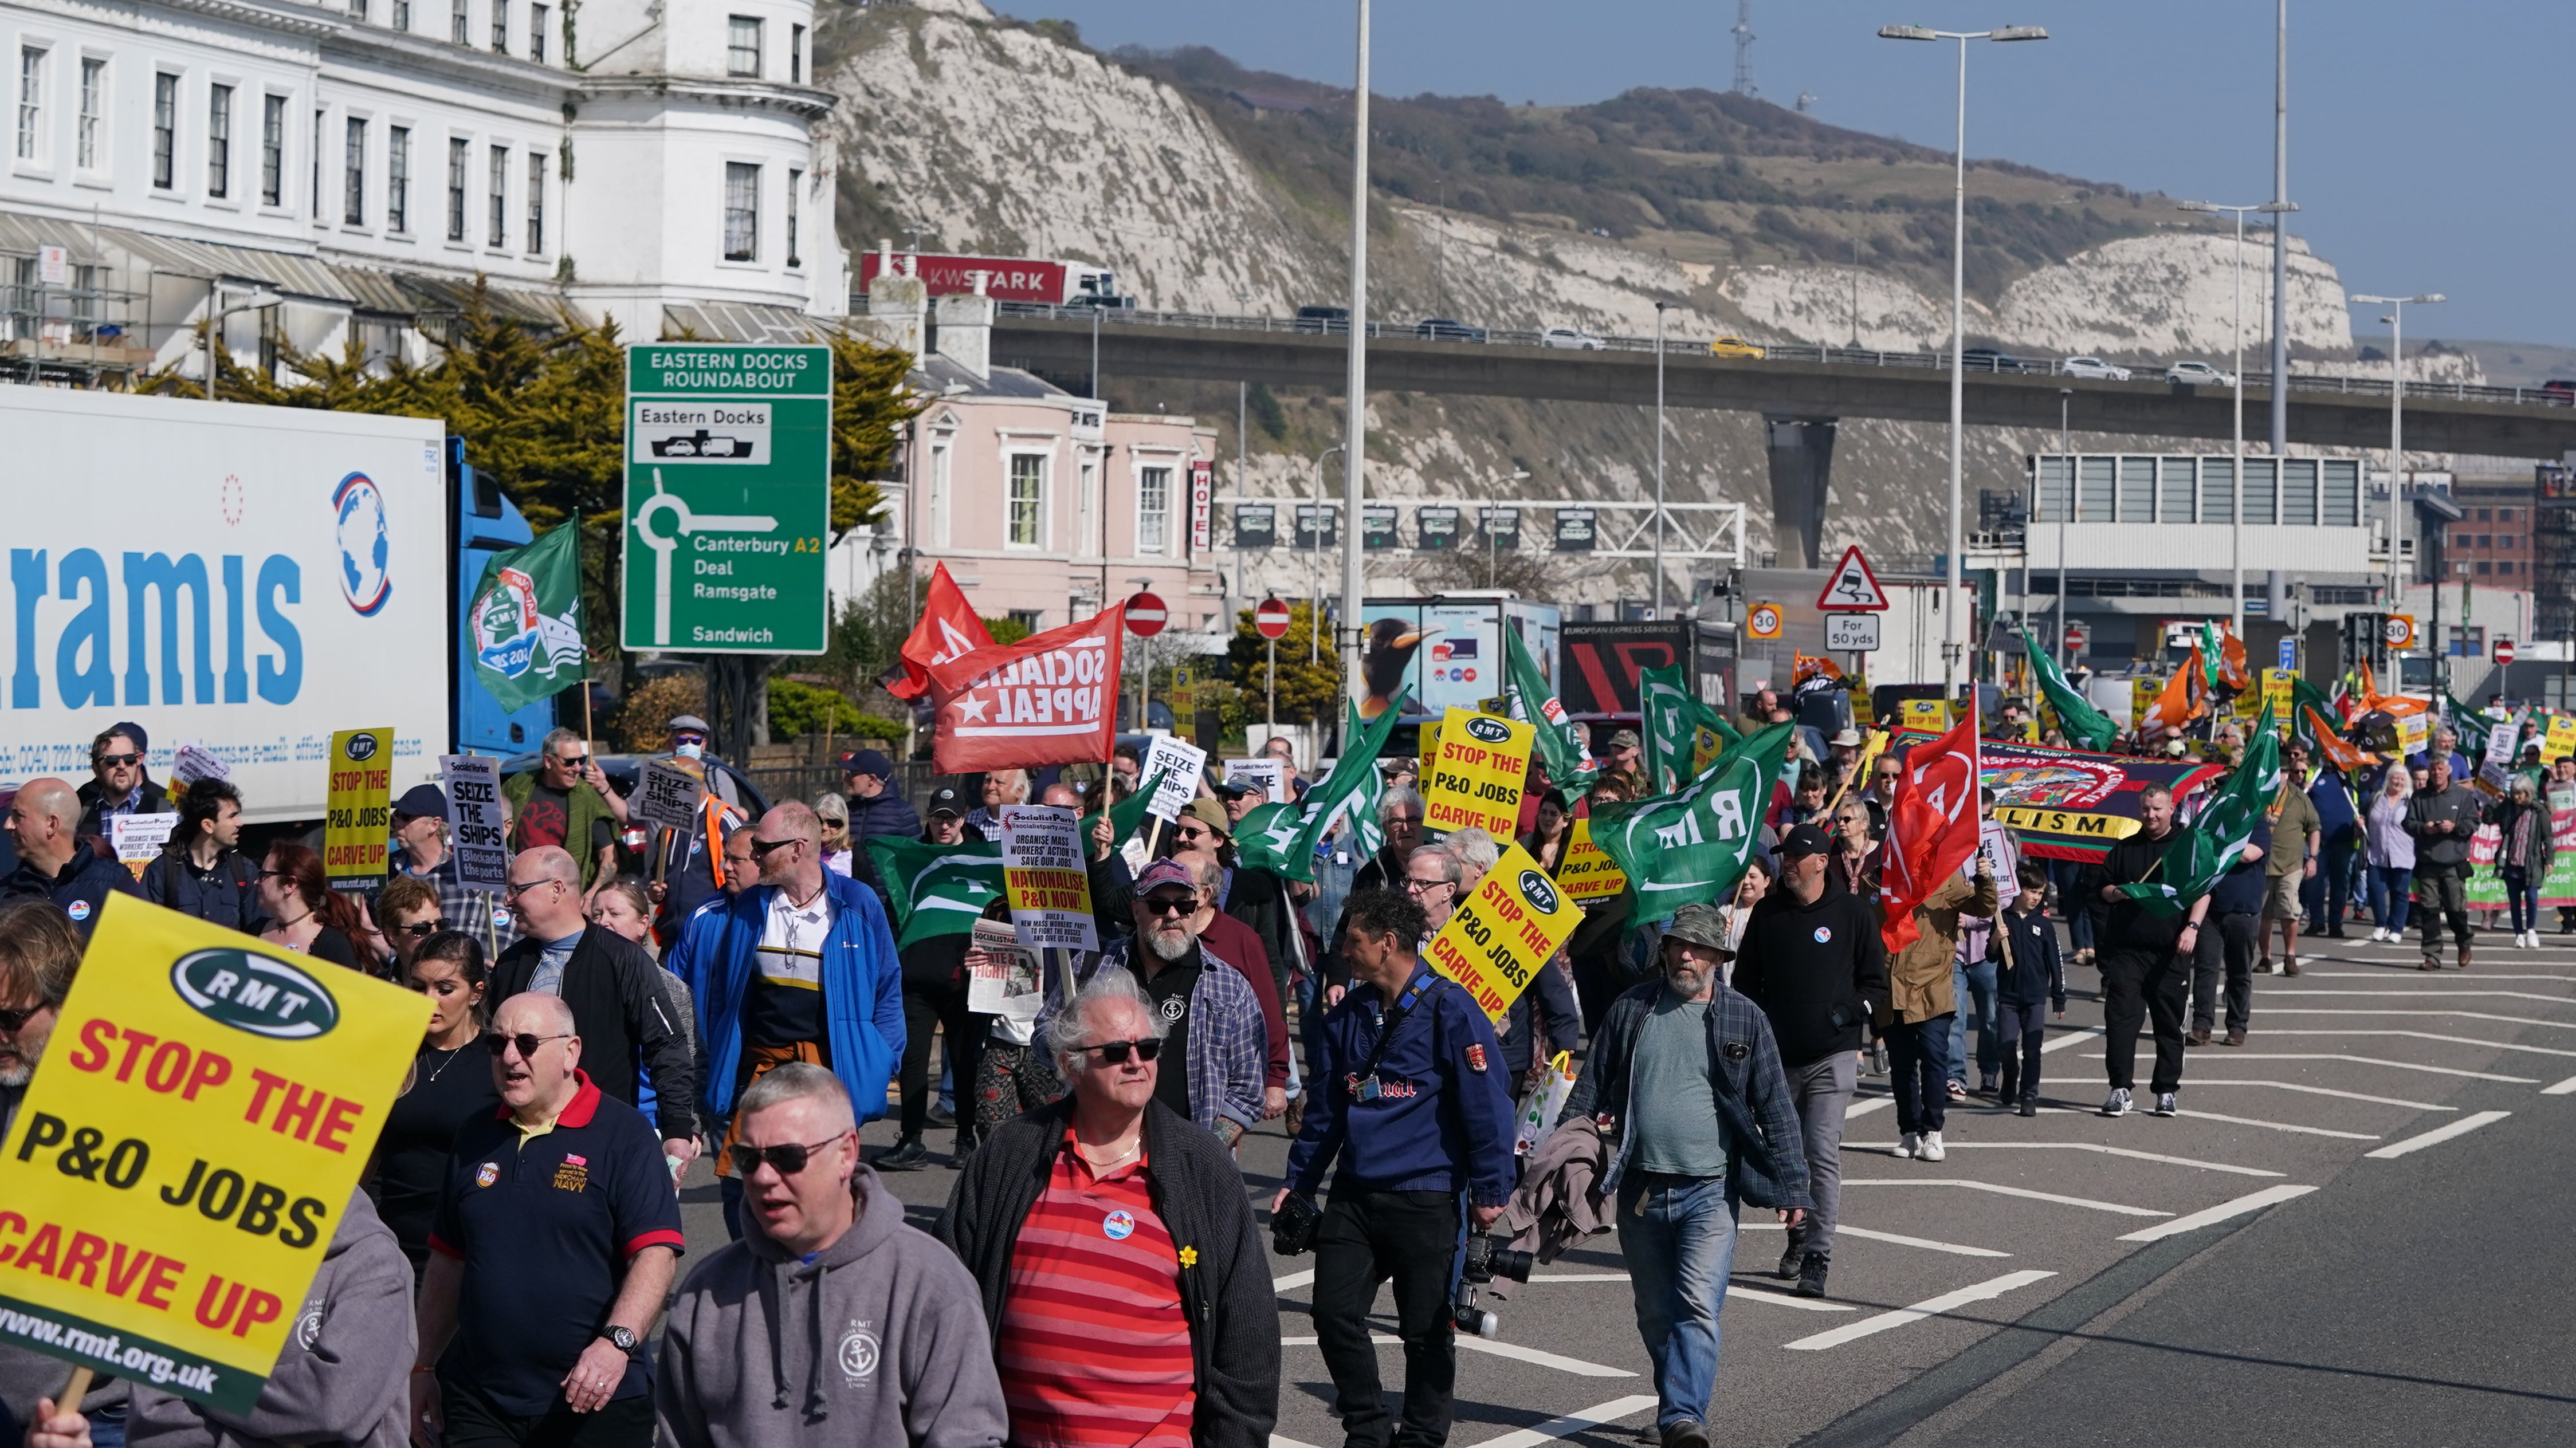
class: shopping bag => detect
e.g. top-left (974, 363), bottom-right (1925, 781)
top-left (1514, 1050), bottom-right (1580, 1157)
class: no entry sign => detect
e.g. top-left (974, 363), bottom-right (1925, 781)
top-left (1125, 591), bottom-right (1168, 637)
top-left (1255, 597), bottom-right (1292, 640)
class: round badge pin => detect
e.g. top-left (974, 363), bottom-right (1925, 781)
top-left (1812, 926), bottom-right (1832, 944)
top-left (1102, 1210), bottom-right (1137, 1241)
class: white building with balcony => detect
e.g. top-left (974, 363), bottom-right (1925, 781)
top-left (1, 0), bottom-right (846, 383)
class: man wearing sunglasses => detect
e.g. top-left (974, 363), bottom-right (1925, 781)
top-left (690, 803), bottom-right (905, 1233)
top-left (659, 1063), bottom-right (1007, 1448)
top-left (504, 729), bottom-right (622, 906)
top-left (414, 993), bottom-right (684, 1448)
top-left (1, 779), bottom-right (135, 937)
top-left (1277, 888), bottom-right (1515, 1448)
top-left (74, 722), bottom-right (168, 845)
top-left (938, 972), bottom-right (1278, 1448)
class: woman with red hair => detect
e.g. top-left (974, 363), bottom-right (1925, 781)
top-left (257, 841), bottom-right (366, 969)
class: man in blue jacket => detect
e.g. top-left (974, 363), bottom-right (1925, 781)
top-left (692, 801), bottom-right (905, 1238)
top-left (1277, 888), bottom-right (1515, 1448)
top-left (1560, 902), bottom-right (1811, 1448)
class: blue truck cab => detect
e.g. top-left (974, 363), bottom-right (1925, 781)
top-left (449, 437), bottom-right (560, 754)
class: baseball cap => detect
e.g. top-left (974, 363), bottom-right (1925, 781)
top-left (1134, 859), bottom-right (1198, 896)
top-left (1662, 902), bottom-right (1733, 954)
top-left (392, 784), bottom-right (449, 820)
top-left (1211, 776), bottom-right (1256, 798)
top-left (1607, 729), bottom-right (1643, 751)
top-left (838, 748), bottom-right (894, 780)
top-left (925, 784), bottom-right (966, 817)
top-left (1183, 798), bottom-right (1232, 835)
top-left (1776, 823), bottom-right (1833, 859)
top-left (105, 721), bottom-right (150, 756)
top-left (667, 714), bottom-right (710, 734)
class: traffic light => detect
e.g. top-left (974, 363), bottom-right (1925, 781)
top-left (2341, 612), bottom-right (2389, 679)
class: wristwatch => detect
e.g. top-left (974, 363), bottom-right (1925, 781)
top-left (604, 1326), bottom-right (639, 1355)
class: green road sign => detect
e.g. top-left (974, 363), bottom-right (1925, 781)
top-left (622, 343), bottom-right (832, 654)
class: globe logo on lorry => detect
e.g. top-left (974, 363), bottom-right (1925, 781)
top-left (332, 473), bottom-right (392, 616)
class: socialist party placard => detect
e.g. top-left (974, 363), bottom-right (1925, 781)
top-left (0, 898), bottom-right (422, 1411)
top-left (1000, 805), bottom-right (1098, 954)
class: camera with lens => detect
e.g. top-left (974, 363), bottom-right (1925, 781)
top-left (1271, 1191), bottom-right (1324, 1257)
top-left (1451, 1233), bottom-right (1534, 1337)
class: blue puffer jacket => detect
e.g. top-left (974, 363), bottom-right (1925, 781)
top-left (690, 871), bottom-right (907, 1124)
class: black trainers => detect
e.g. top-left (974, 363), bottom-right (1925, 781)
top-left (2017, 1097), bottom-right (2039, 1118)
top-left (1777, 1238), bottom-right (1804, 1280)
top-left (1660, 1419), bottom-right (1713, 1448)
top-left (1796, 1253), bottom-right (1830, 1299)
top-left (875, 1137), bottom-right (929, 1172)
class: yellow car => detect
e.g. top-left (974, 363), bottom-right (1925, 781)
top-left (1709, 336), bottom-right (1767, 359)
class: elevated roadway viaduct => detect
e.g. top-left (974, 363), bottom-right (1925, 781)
top-left (988, 314), bottom-right (2576, 566)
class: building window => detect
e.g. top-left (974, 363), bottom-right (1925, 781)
top-left (1006, 608), bottom-right (1044, 635)
top-left (311, 108), bottom-right (322, 215)
top-left (727, 16), bottom-right (762, 76)
top-left (928, 443), bottom-right (951, 546)
top-left (530, 5), bottom-right (548, 61)
top-left (1137, 465), bottom-right (1172, 553)
top-left (451, 0), bottom-right (469, 44)
top-left (343, 117), bottom-right (366, 223)
top-left (207, 83), bottom-right (231, 196)
top-left (790, 23), bottom-right (805, 82)
top-left (486, 143), bottom-right (505, 246)
top-left (525, 151), bottom-right (543, 252)
top-left (786, 169), bottom-right (800, 267)
top-left (350, 0), bottom-right (368, 21)
top-left (722, 161), bottom-right (758, 260)
top-left (1008, 454), bottom-right (1045, 547)
top-left (387, 125), bottom-right (409, 231)
top-left (445, 136), bottom-right (466, 239)
top-left (15, 48), bottom-right (41, 163)
top-left (393, 0), bottom-right (410, 29)
top-left (152, 73), bottom-right (176, 188)
top-left (76, 58), bottom-right (103, 169)
top-left (492, 0), bottom-right (508, 52)
top-left (261, 94), bottom-right (285, 203)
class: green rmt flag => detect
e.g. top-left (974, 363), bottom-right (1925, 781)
top-left (1234, 691), bottom-right (1411, 883)
top-left (466, 521), bottom-right (587, 713)
top-left (2117, 706), bottom-right (2283, 917)
top-left (1503, 625), bottom-right (1596, 792)
top-left (2021, 627), bottom-right (2118, 751)
top-left (1591, 722), bottom-right (1795, 914)
top-left (861, 836), bottom-right (1007, 948)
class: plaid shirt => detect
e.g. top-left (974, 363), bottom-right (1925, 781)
top-left (402, 855), bottom-right (520, 960)
top-left (1045, 937), bottom-right (1268, 1134)
top-left (1562, 976), bottom-right (1813, 1211)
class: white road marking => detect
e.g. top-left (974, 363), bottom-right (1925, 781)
top-left (2269, 989), bottom-right (2576, 1004)
top-left (2041, 1027), bottom-right (2107, 1054)
top-left (2301, 971), bottom-right (2576, 981)
top-left (2154, 1078), bottom-right (2459, 1111)
top-left (2255, 1029), bottom-right (2576, 1058)
top-left (1845, 1095), bottom-right (1895, 1119)
top-left (1281, 1333), bottom-right (1634, 1377)
top-left (1782, 1269), bottom-right (2058, 1351)
top-left (1274, 1269), bottom-right (1315, 1292)
top-left (1524, 1273), bottom-right (1633, 1282)
top-left (1274, 1435), bottom-right (1328, 1448)
top-left (2173, 1105), bottom-right (2379, 1140)
top-left (2261, 1009), bottom-right (2576, 1030)
top-left (1841, 1179), bottom-right (2170, 1218)
top-left (2365, 1110), bottom-right (2514, 1159)
top-left (1464, 1395), bottom-right (1660, 1448)
top-left (1739, 1222), bottom-right (2010, 1257)
top-left (2166, 1053), bottom-right (2537, 1083)
top-left (2115, 1185), bottom-right (2318, 1242)
top-left (1726, 1283), bottom-right (1856, 1312)
top-left (2544, 1075), bottom-right (2576, 1096)
top-left (1844, 1140), bottom-right (2284, 1178)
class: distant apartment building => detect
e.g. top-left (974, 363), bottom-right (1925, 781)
top-left (2438, 473), bottom-right (2539, 584)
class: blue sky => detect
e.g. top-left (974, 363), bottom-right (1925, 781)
top-left (991, 0), bottom-right (2573, 345)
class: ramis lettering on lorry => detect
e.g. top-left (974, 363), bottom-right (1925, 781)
top-left (9, 550), bottom-right (303, 709)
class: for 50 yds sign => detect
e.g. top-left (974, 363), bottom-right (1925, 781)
top-left (0, 899), bottom-right (419, 1412)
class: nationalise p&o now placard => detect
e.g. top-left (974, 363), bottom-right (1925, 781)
top-left (0, 899), bottom-right (419, 1411)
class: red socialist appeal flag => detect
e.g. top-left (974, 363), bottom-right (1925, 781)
top-left (885, 563), bottom-right (997, 701)
top-left (928, 604), bottom-right (1126, 773)
top-left (1878, 707), bottom-right (1982, 957)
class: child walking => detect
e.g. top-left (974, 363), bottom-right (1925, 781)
top-left (1994, 863), bottom-right (2067, 1117)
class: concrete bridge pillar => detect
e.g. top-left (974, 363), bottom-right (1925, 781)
top-left (1765, 415), bottom-right (1838, 568)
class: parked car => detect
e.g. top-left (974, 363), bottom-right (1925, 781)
top-left (2165, 360), bottom-right (2237, 387)
top-left (1542, 326), bottom-right (1605, 351)
top-left (1295, 305), bottom-right (1350, 333)
top-left (1709, 336), bottom-right (1766, 359)
top-left (2060, 356), bottom-right (2133, 381)
top-left (2542, 379), bottom-right (2576, 402)
top-left (1960, 347), bottom-right (2029, 373)
top-left (1416, 317), bottom-right (1489, 342)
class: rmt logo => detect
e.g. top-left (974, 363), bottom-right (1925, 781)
top-left (1464, 716), bottom-right (1513, 744)
top-left (343, 733), bottom-right (380, 762)
top-left (1517, 869), bottom-right (1560, 915)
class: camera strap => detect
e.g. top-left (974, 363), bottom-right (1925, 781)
top-left (1355, 973), bottom-right (1439, 1101)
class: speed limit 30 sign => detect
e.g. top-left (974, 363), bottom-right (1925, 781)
top-left (1747, 603), bottom-right (1785, 640)
top-left (2384, 614), bottom-right (2417, 650)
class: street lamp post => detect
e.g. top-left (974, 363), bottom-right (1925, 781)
top-left (2180, 199), bottom-right (2299, 643)
top-left (1653, 301), bottom-right (1670, 616)
top-left (1309, 444), bottom-right (1345, 667)
top-left (1880, 22), bottom-right (2047, 699)
top-left (2057, 388), bottom-right (2072, 668)
top-left (2350, 292), bottom-right (2444, 631)
top-left (1340, 0), bottom-right (1373, 713)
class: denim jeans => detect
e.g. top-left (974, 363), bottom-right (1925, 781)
top-left (2503, 867), bottom-right (2542, 934)
top-left (1616, 1174), bottom-right (1739, 1430)
top-left (2051, 858), bottom-right (2095, 954)
top-left (2368, 865), bottom-right (2413, 932)
top-left (1948, 958), bottom-right (1999, 1085)
top-left (1886, 1016), bottom-right (1951, 1134)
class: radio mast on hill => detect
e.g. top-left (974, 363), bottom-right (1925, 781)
top-left (1731, 1), bottom-right (1756, 96)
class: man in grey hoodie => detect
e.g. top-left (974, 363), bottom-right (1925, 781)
top-left (655, 1063), bottom-right (1006, 1448)
top-left (22, 1190), bottom-right (414, 1448)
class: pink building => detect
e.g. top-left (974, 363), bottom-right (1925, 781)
top-left (866, 272), bottom-right (1224, 636)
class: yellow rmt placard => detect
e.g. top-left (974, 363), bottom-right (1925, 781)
top-left (1553, 821), bottom-right (1629, 903)
top-left (1421, 707), bottom-right (1534, 839)
top-left (0, 898), bottom-right (421, 1411)
top-left (323, 727), bottom-right (394, 891)
top-left (1424, 844), bottom-right (1586, 1024)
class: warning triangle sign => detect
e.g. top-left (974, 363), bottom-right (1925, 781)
top-left (1816, 545), bottom-right (1890, 611)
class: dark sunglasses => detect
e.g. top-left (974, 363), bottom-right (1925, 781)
top-left (671, 734), bottom-right (706, 747)
top-left (0, 1005), bottom-right (45, 1033)
top-left (482, 1030), bottom-right (573, 1058)
top-left (553, 754), bottom-right (590, 769)
top-left (1080, 1038), bottom-right (1163, 1065)
top-left (398, 919), bottom-right (446, 938)
top-left (1139, 894), bottom-right (1196, 916)
top-left (728, 1135), bottom-right (847, 1177)
top-left (748, 836), bottom-right (800, 860)
top-left (95, 752), bottom-right (141, 768)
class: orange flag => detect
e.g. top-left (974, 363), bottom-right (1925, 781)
top-left (2304, 706), bottom-right (2379, 776)
top-left (2145, 651), bottom-right (2200, 733)
top-left (2216, 623), bottom-right (2251, 693)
